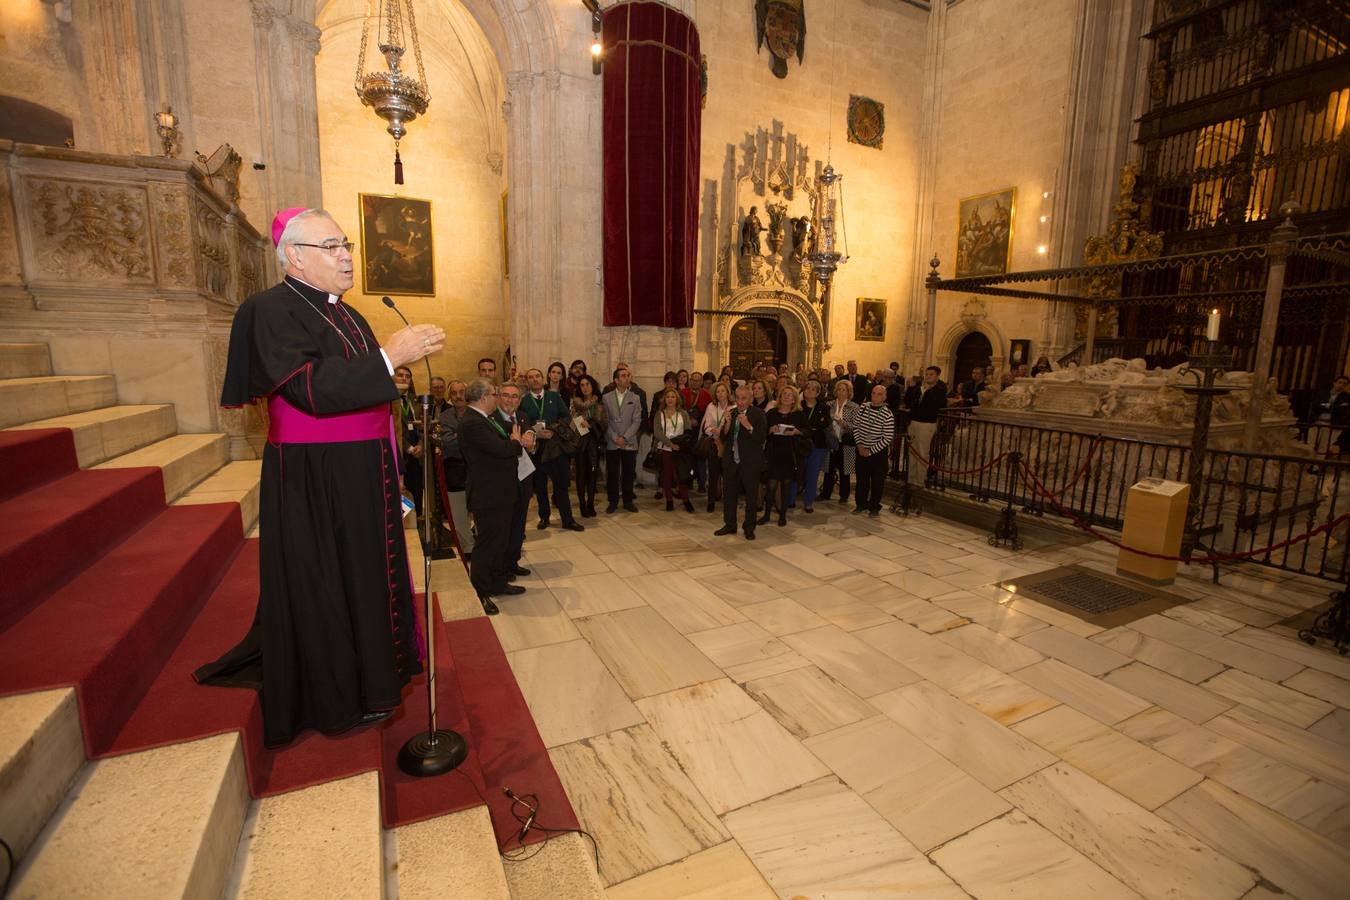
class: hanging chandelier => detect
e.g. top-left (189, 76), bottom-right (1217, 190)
top-left (808, 163), bottom-right (848, 285)
top-left (354, 0), bottom-right (430, 185)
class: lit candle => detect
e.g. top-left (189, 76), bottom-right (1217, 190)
top-left (1206, 308), bottom-right (1220, 341)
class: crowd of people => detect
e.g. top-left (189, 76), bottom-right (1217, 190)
top-left (396, 355), bottom-right (983, 615)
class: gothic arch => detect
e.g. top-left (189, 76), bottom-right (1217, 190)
top-left (936, 314), bottom-right (1007, 380)
top-left (711, 287), bottom-right (824, 370)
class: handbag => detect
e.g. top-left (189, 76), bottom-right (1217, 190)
top-left (642, 448), bottom-right (660, 472)
top-left (693, 434), bottom-right (717, 459)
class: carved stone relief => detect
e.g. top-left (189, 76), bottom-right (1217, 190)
top-left (153, 186), bottom-right (194, 288)
top-left (29, 180), bottom-right (152, 282)
top-left (192, 196), bottom-right (230, 298)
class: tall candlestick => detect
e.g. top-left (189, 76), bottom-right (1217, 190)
top-left (1206, 308), bottom-right (1220, 342)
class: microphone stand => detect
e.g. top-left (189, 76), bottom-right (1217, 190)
top-left (384, 296), bottom-right (467, 777)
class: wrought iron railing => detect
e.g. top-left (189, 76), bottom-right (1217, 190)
top-left (918, 410), bottom-right (1349, 584)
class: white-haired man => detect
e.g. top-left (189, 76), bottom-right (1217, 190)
top-left (197, 207), bottom-right (444, 748)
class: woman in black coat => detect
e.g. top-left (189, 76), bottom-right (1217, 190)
top-left (760, 384), bottom-right (807, 527)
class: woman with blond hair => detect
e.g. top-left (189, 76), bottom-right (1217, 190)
top-left (759, 384), bottom-right (807, 527)
top-left (820, 378), bottom-right (859, 504)
top-left (701, 380), bottom-right (734, 513)
top-left (653, 387), bottom-right (696, 512)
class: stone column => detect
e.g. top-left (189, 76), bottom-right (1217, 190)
top-left (82, 0), bottom-right (153, 155)
top-left (1243, 207), bottom-right (1299, 450)
top-left (249, 0), bottom-right (323, 251)
top-left (134, 0), bottom-right (196, 157)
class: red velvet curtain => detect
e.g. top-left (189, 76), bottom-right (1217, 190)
top-left (601, 2), bottom-right (702, 328)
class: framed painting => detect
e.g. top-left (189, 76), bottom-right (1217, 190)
top-left (359, 193), bottom-right (435, 297)
top-left (855, 297), bottom-right (886, 342)
top-left (1009, 339), bottom-right (1031, 369)
top-left (955, 187), bottom-right (1015, 278)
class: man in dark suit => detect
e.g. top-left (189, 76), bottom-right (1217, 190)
top-left (520, 367), bottom-right (583, 531)
top-left (846, 359), bottom-right (872, 404)
top-left (713, 385), bottom-right (768, 541)
top-left (958, 366), bottom-right (988, 408)
top-left (494, 381), bottom-right (534, 580)
top-left (1314, 374), bottom-right (1350, 455)
top-left (458, 378), bottom-right (533, 614)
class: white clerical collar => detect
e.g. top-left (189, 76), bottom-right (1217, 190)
top-left (290, 274), bottom-right (339, 304)
top-left (470, 406), bottom-right (493, 418)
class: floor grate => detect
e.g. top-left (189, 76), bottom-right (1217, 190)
top-left (1000, 565), bottom-right (1186, 627)
top-left (1025, 572), bottom-right (1155, 615)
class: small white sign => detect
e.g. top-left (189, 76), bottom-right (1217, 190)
top-left (1133, 477), bottom-right (1188, 497)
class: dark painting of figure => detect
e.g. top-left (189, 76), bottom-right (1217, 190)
top-left (855, 297), bottom-right (886, 341)
top-left (955, 188), bottom-right (1016, 279)
top-left (360, 194), bottom-right (435, 296)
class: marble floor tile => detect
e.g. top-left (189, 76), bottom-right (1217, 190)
top-left (550, 572), bottom-right (648, 618)
top-left (781, 625), bottom-right (923, 698)
top-left (1185, 595), bottom-right (1288, 628)
top-left (1013, 705), bottom-right (1202, 810)
top-left (1014, 659), bottom-right (1153, 725)
top-left (507, 639), bottom-right (645, 747)
top-left (721, 650), bottom-right (813, 684)
top-left (841, 534), bottom-right (913, 560)
top-left (1128, 616), bottom-right (1304, 682)
top-left (736, 597), bottom-right (828, 636)
top-left (825, 547), bottom-right (904, 577)
top-left (597, 551), bottom-right (676, 578)
top-left (1283, 668), bottom-right (1350, 709)
top-left (722, 778), bottom-right (965, 898)
top-left (786, 584), bottom-right (896, 631)
top-left (686, 622), bottom-right (792, 670)
top-left (1001, 762), bottom-right (1255, 899)
top-left (698, 551), bottom-right (819, 597)
top-left (1224, 625), bottom-right (1350, 680)
top-left (871, 681), bottom-right (1056, 790)
top-left (1310, 707), bottom-right (1350, 747)
top-left (891, 534), bottom-right (969, 561)
top-left (881, 569), bottom-right (960, 599)
top-left (1119, 707), bottom-right (1350, 846)
top-left (996, 592), bottom-right (1105, 638)
top-left (804, 716), bottom-right (1010, 851)
top-left (549, 725), bottom-right (728, 886)
top-left (635, 679), bottom-right (828, 815)
top-left (743, 666), bottom-right (876, 739)
top-left (1202, 669), bottom-right (1333, 728)
top-left (627, 571), bottom-right (746, 634)
top-left (857, 620), bottom-right (997, 690)
top-left (1017, 625), bottom-right (1132, 677)
top-left (602, 841), bottom-right (775, 900)
top-left (1103, 662), bottom-right (1235, 724)
top-left (1092, 628), bottom-right (1227, 683)
top-left (1207, 706), bottom-right (1350, 792)
top-left (871, 593), bottom-right (970, 634)
top-left (573, 527), bottom-right (631, 557)
top-left (930, 590), bottom-right (1050, 638)
top-left (1161, 604), bottom-right (1246, 635)
top-left (765, 542), bottom-right (854, 579)
top-left (945, 668), bottom-right (1061, 726)
top-left (930, 810), bottom-right (1140, 900)
top-left (574, 607), bottom-right (722, 699)
top-left (1158, 780), bottom-right (1350, 900)
top-left (521, 545), bottom-right (611, 580)
top-left (938, 623), bottom-right (1046, 672)
top-left (901, 554), bottom-right (974, 578)
top-left (489, 587), bottom-right (581, 653)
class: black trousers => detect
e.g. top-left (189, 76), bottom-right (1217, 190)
top-left (506, 477), bottom-right (530, 566)
top-left (722, 457), bottom-right (763, 530)
top-left (854, 450), bottom-right (889, 512)
top-left (575, 442), bottom-right (599, 512)
top-left (606, 448), bottom-right (637, 504)
top-left (532, 455), bottom-right (575, 524)
top-left (469, 504), bottom-right (512, 594)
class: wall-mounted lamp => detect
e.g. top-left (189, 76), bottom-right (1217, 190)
top-left (154, 105), bottom-right (180, 158)
top-left (584, 0), bottom-right (604, 75)
top-left (1036, 244), bottom-right (1048, 255)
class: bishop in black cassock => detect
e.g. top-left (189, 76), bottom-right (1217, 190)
top-left (195, 207), bottom-right (446, 747)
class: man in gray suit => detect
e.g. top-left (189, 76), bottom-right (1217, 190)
top-left (602, 364), bottom-right (642, 513)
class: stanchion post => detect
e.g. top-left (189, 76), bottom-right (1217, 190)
top-left (989, 451), bottom-right (1023, 550)
top-left (1243, 201), bottom-right (1299, 452)
top-left (1176, 343), bottom-right (1234, 562)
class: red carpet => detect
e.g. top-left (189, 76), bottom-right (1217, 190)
top-left (0, 425), bottom-right (576, 842)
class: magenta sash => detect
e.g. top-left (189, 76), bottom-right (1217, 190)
top-left (268, 395), bottom-right (390, 444)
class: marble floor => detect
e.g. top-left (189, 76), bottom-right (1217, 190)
top-left (422, 498), bottom-right (1350, 899)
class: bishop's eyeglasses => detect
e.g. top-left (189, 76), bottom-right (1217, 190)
top-left (292, 240), bottom-right (355, 255)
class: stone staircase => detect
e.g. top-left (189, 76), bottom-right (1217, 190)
top-left (0, 342), bottom-right (603, 899)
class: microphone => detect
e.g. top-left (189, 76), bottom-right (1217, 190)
top-left (382, 295), bottom-right (434, 389)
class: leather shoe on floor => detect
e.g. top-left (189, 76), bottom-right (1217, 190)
top-left (506, 572), bottom-right (517, 583)
top-left (713, 525), bottom-right (737, 536)
top-left (868, 510), bottom-right (881, 518)
top-left (510, 564), bottom-right (531, 577)
top-left (744, 528), bottom-right (756, 541)
top-left (622, 501), bottom-right (639, 512)
top-left (360, 709), bottom-right (393, 725)
top-left (606, 502), bottom-right (618, 514)
top-left (683, 500), bottom-right (695, 513)
top-left (477, 595), bottom-right (500, 615)
top-left (537, 520), bottom-right (549, 530)
top-left (495, 584), bottom-right (526, 596)
top-left (562, 521), bottom-right (585, 531)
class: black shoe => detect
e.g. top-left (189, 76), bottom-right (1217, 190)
top-left (494, 584), bottom-right (526, 596)
top-left (683, 500), bottom-right (695, 513)
top-left (623, 501), bottom-right (638, 512)
top-left (654, 490), bottom-right (664, 500)
top-left (778, 513), bottom-right (787, 526)
top-left (360, 709), bottom-right (393, 725)
top-left (852, 507), bottom-right (868, 514)
top-left (713, 525), bottom-right (737, 536)
top-left (510, 565), bottom-right (530, 577)
top-left (744, 528), bottom-right (756, 541)
top-left (868, 510), bottom-right (880, 518)
top-left (757, 510), bottom-right (771, 525)
top-left (606, 502), bottom-right (618, 514)
top-left (803, 506), bottom-right (814, 513)
top-left (537, 520), bottom-right (549, 530)
top-left (478, 595), bottom-right (500, 615)
top-left (563, 521), bottom-right (585, 531)
top-left (581, 507), bottom-right (596, 518)
top-left (666, 499), bottom-right (675, 511)
top-left (506, 572), bottom-right (517, 583)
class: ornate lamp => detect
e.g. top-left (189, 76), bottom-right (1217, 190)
top-left (354, 0), bottom-right (430, 185)
top-left (154, 105), bottom-right (180, 158)
top-left (807, 163), bottom-right (847, 285)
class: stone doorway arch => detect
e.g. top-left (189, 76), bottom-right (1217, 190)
top-left (709, 287), bottom-right (824, 371)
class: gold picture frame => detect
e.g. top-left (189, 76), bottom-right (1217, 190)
top-left (955, 187), bottom-right (1015, 278)
top-left (359, 193), bottom-right (435, 297)
top-left (855, 297), bottom-right (886, 342)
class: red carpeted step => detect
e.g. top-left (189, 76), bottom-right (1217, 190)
top-left (0, 428), bottom-right (79, 500)
top-left (446, 616), bottom-right (580, 849)
top-left (0, 502), bottom-right (242, 754)
top-left (0, 466), bottom-right (166, 622)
